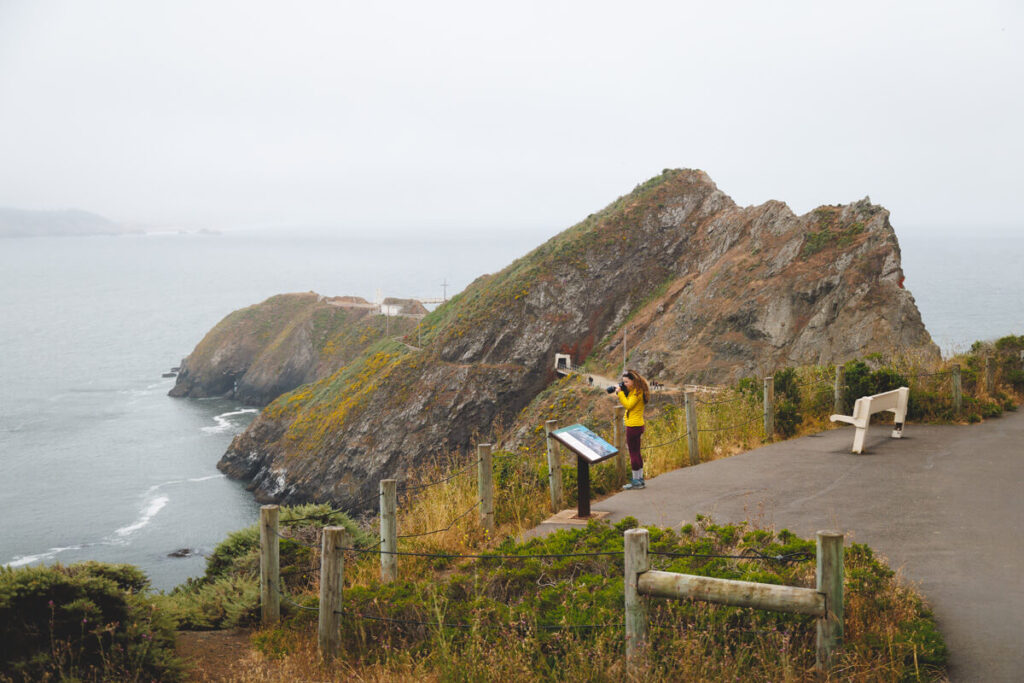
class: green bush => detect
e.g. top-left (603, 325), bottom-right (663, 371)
top-left (770, 368), bottom-right (804, 437)
top-left (159, 575), bottom-right (260, 630)
top-left (0, 562), bottom-right (182, 682)
top-left (167, 503), bottom-right (370, 630)
top-left (774, 399), bottom-right (802, 438)
top-left (843, 360), bottom-right (908, 406)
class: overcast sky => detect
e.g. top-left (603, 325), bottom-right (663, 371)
top-left (0, 0), bottom-right (1020, 236)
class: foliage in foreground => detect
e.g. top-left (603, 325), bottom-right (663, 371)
top-left (160, 503), bottom-right (370, 631)
top-left (0, 562), bottom-right (181, 682)
top-left (245, 518), bottom-right (946, 682)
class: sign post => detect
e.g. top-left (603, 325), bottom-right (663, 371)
top-left (549, 424), bottom-right (619, 519)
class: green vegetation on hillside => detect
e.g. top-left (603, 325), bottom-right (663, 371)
top-left (413, 169), bottom-right (693, 352)
top-left (800, 207), bottom-right (868, 259)
top-left (219, 515), bottom-right (945, 681)
top-left (0, 562), bottom-right (182, 682)
top-left (260, 339), bottom-right (417, 458)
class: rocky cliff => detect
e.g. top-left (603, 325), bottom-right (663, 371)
top-left (169, 293), bottom-right (420, 406)
top-left (214, 170), bottom-right (937, 511)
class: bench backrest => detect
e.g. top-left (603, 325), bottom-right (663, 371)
top-left (851, 388), bottom-right (906, 419)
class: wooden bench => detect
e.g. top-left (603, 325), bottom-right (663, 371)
top-left (829, 387), bottom-right (909, 454)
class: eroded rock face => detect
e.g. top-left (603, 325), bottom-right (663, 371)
top-left (168, 294), bottom-right (419, 406)
top-left (212, 170), bottom-right (936, 512)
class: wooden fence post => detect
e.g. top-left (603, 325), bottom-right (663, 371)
top-left (763, 376), bottom-right (775, 440)
top-left (478, 443), bottom-right (494, 536)
top-left (815, 531), bottom-right (845, 672)
top-left (380, 479), bottom-right (397, 582)
top-left (624, 528), bottom-right (650, 668)
top-left (684, 391), bottom-right (700, 466)
top-left (544, 420), bottom-right (564, 512)
top-left (952, 364), bottom-right (963, 413)
top-left (985, 356), bottom-right (996, 394)
top-left (833, 365), bottom-right (845, 415)
top-left (613, 406), bottom-right (627, 483)
top-left (259, 505), bottom-right (280, 625)
top-left (318, 526), bottom-right (346, 660)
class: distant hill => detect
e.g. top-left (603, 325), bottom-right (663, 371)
top-left (0, 207), bottom-right (132, 237)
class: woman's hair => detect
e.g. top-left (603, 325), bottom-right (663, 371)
top-left (622, 369), bottom-right (650, 403)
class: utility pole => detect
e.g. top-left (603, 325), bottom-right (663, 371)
top-left (622, 326), bottom-right (628, 374)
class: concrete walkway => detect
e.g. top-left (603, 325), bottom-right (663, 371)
top-left (531, 410), bottom-right (1024, 682)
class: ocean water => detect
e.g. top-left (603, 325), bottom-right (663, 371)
top-left (0, 230), bottom-right (539, 590)
top-left (0, 228), bottom-right (1019, 591)
top-left (899, 231), bottom-right (1023, 354)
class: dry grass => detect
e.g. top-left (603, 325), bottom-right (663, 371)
top-left (220, 515), bottom-right (947, 682)
top-left (191, 348), bottom-right (1022, 681)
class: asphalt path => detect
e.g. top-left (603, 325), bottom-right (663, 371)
top-left (530, 409), bottom-right (1024, 682)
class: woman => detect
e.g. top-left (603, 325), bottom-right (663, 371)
top-left (614, 369), bottom-right (650, 490)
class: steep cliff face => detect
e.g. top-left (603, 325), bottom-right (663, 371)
top-left (215, 170), bottom-right (936, 512)
top-left (168, 293), bottom-right (419, 406)
top-left (591, 196), bottom-right (934, 382)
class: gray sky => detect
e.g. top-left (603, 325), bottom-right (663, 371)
top-left (1, 0), bottom-right (1020, 236)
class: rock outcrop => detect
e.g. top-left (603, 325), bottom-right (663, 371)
top-left (169, 293), bottom-right (421, 406)
top-left (212, 170), bottom-right (937, 512)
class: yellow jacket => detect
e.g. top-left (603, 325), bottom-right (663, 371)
top-left (617, 388), bottom-right (645, 427)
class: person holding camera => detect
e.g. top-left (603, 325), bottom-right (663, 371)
top-left (607, 369), bottom-right (650, 490)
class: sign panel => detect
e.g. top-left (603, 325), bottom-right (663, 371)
top-left (551, 424), bottom-right (618, 464)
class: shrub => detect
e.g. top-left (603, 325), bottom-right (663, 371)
top-left (0, 562), bottom-right (182, 682)
top-left (771, 368), bottom-right (803, 437)
top-left (167, 503), bottom-right (370, 629)
top-left (159, 575), bottom-right (260, 630)
top-left (843, 360), bottom-right (908, 406)
top-left (774, 399), bottom-right (802, 438)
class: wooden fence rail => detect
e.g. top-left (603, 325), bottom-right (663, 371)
top-left (624, 528), bottom-right (844, 673)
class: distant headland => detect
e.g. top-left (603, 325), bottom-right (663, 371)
top-left (0, 207), bottom-right (135, 238)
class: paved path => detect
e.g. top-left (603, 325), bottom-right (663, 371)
top-left (530, 410), bottom-right (1024, 682)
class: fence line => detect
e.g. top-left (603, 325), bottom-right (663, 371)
top-left (283, 360), bottom-right (987, 531)
top-left (256, 356), bottom-right (1015, 663)
top-left (266, 508), bottom-right (832, 665)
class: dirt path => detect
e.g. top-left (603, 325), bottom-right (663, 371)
top-left (528, 409), bottom-right (1024, 682)
top-left (176, 629), bottom-right (255, 682)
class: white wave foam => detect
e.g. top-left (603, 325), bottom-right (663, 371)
top-left (113, 495), bottom-right (169, 538)
top-left (5, 477), bottom-right (225, 568)
top-left (202, 408), bottom-right (259, 434)
top-left (186, 474), bottom-right (224, 483)
top-left (5, 545), bottom-right (83, 568)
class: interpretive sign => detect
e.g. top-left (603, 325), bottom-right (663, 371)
top-left (551, 424), bottom-right (618, 464)
top-left (549, 423), bottom-right (618, 518)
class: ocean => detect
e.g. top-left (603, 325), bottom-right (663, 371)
top-left (0, 228), bottom-right (1020, 591)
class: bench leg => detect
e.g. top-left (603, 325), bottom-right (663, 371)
top-left (852, 426), bottom-right (867, 454)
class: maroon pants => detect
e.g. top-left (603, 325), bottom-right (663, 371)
top-left (626, 425), bottom-right (645, 471)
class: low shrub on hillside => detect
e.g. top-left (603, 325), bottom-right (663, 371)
top-left (0, 562), bottom-right (181, 682)
top-left (163, 504), bottom-right (370, 630)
